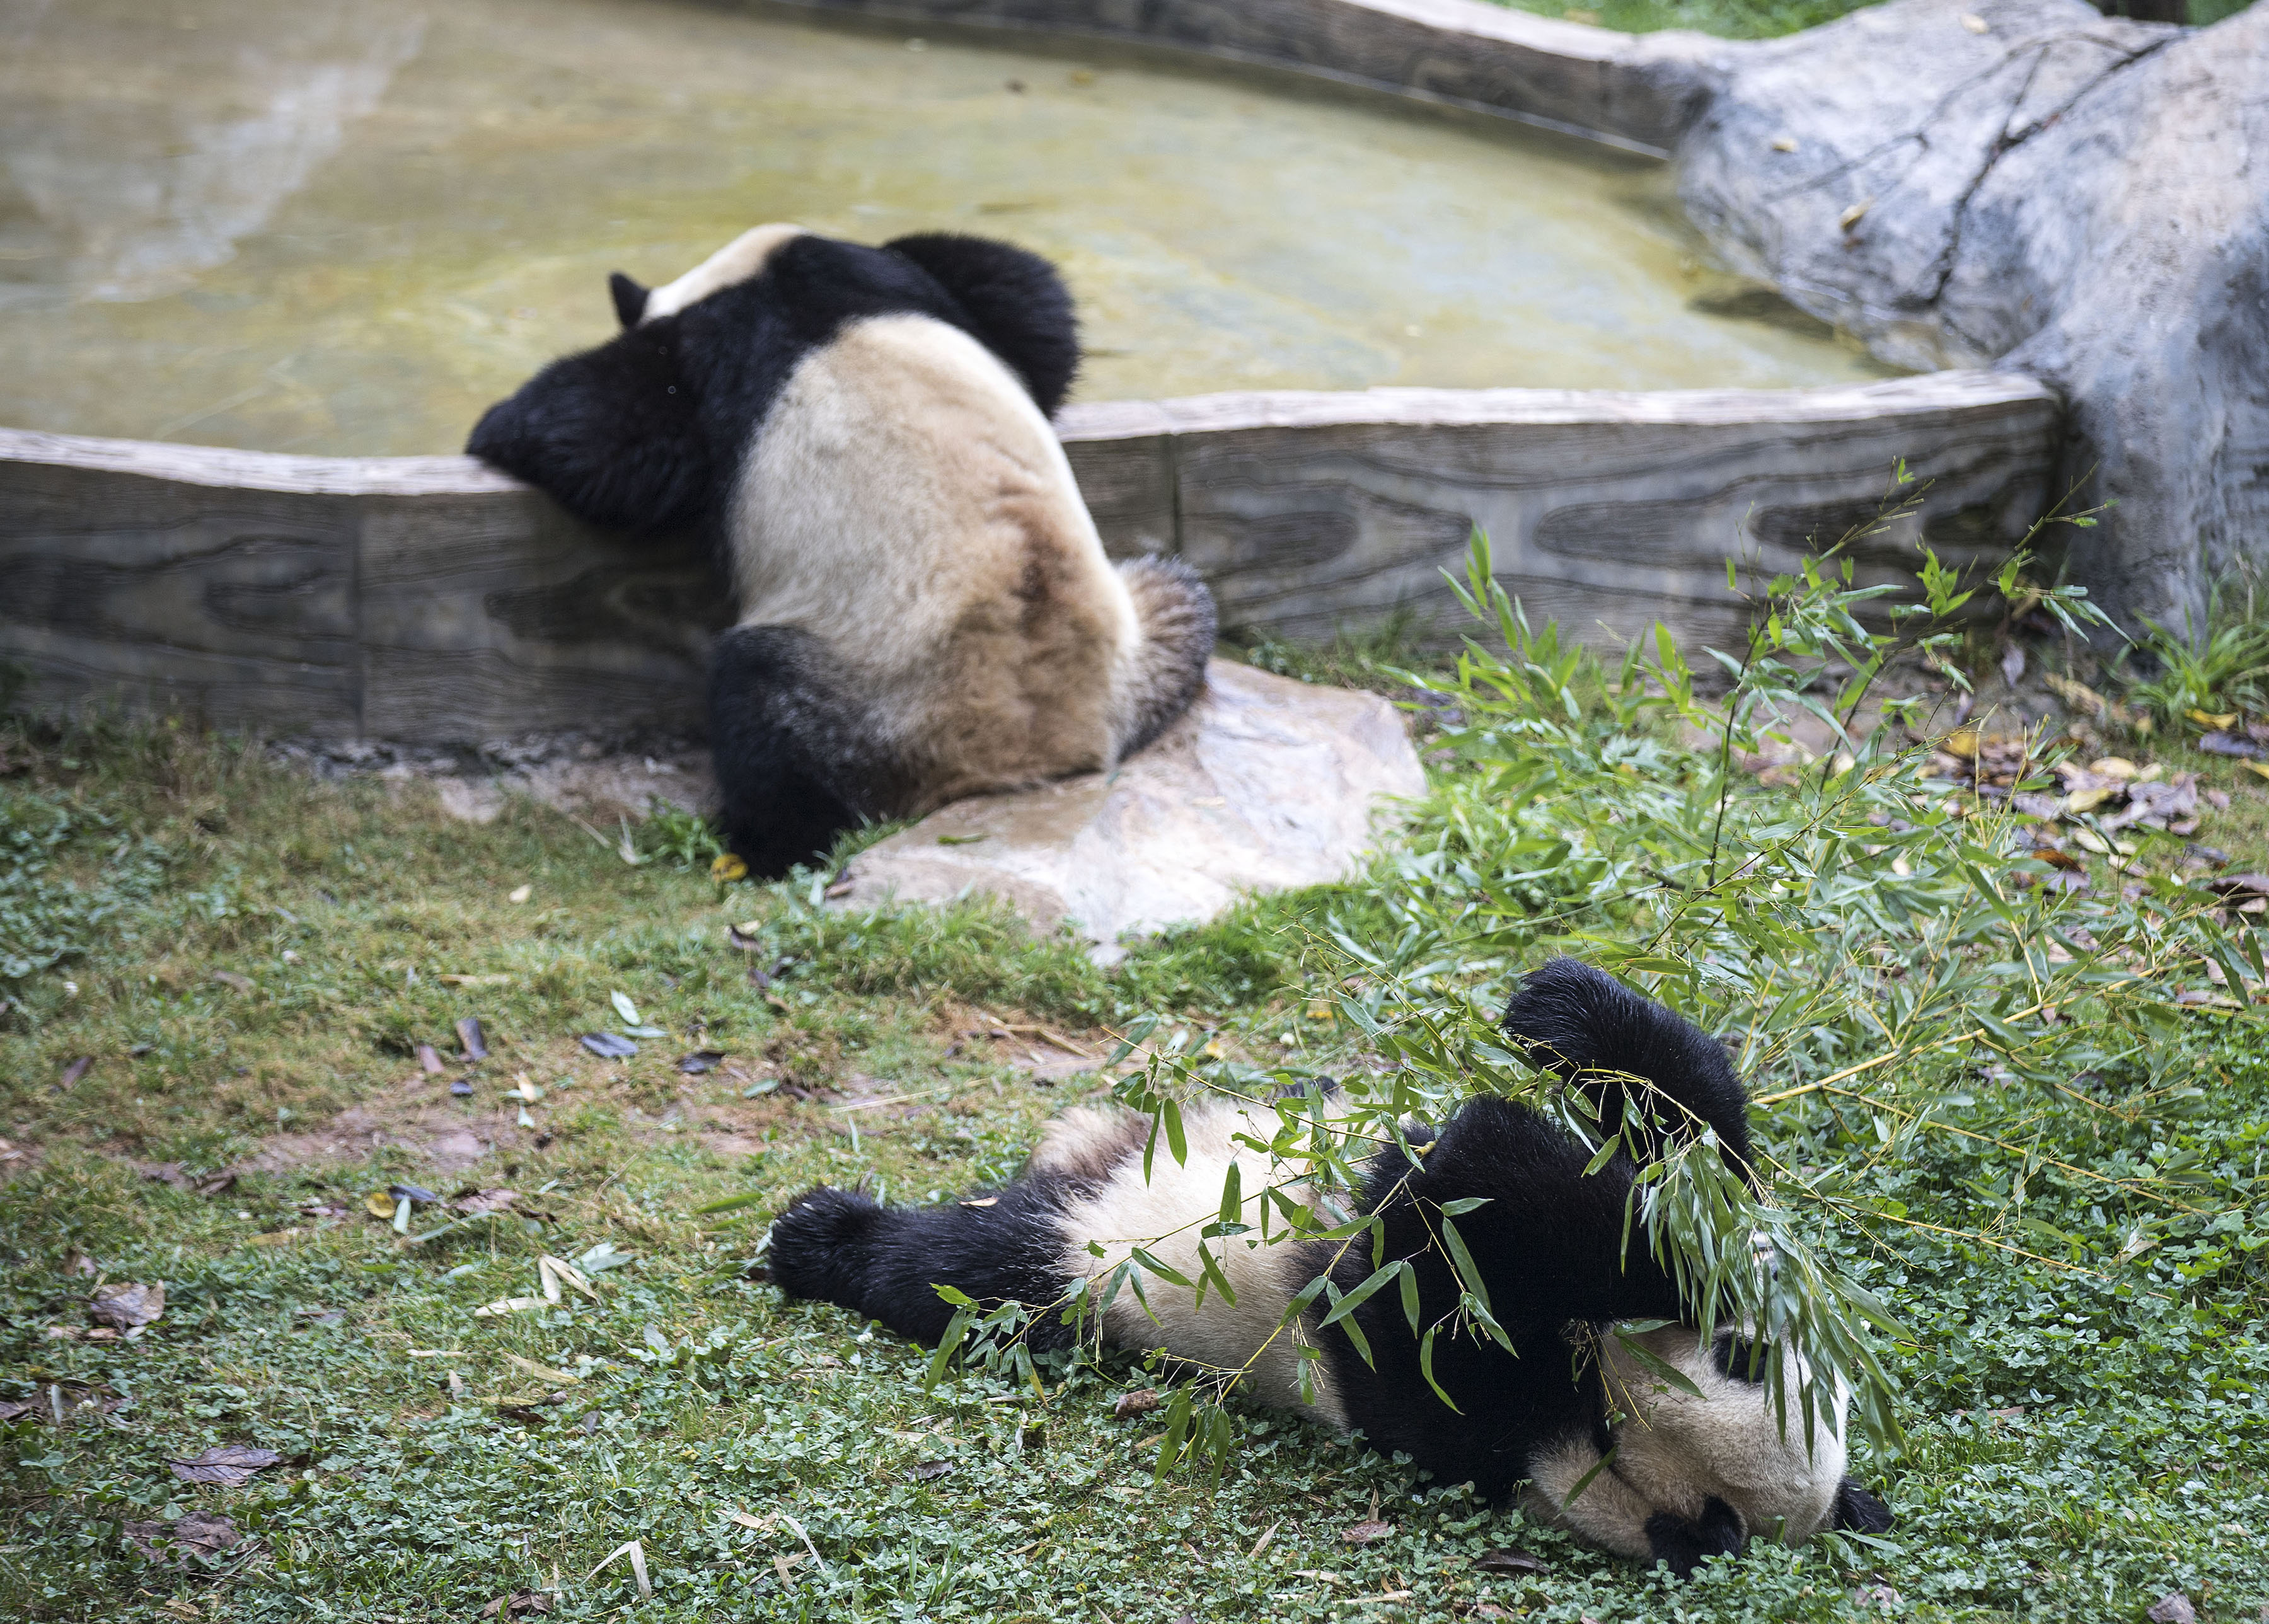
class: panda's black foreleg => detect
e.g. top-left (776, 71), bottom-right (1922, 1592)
top-left (768, 1181), bottom-right (1084, 1351)
top-left (708, 624), bottom-right (875, 879)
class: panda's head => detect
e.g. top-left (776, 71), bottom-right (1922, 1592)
top-left (1596, 1323), bottom-right (1891, 1553)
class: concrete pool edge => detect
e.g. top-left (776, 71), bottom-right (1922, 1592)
top-left (0, 371), bottom-right (2059, 744)
top-left (763, 0), bottom-right (1726, 156)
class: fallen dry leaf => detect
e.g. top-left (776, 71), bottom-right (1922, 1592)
top-left (1113, 1388), bottom-right (1161, 1419)
top-left (503, 1352), bottom-right (582, 1386)
top-left (2146, 1594), bottom-right (2197, 1624)
top-left (481, 1591), bottom-right (553, 1617)
top-left (123, 1511), bottom-right (243, 1567)
top-left (58, 1055), bottom-right (92, 1088)
top-left (538, 1255), bottom-right (600, 1301)
top-left (89, 1281), bottom-right (165, 1330)
top-left (457, 1017), bottom-right (490, 1060)
top-left (676, 1050), bottom-right (726, 1074)
top-left (168, 1444), bottom-right (280, 1487)
top-left (211, 970), bottom-right (253, 993)
top-left (711, 853), bottom-right (749, 882)
top-left (1341, 1519), bottom-right (1395, 1545)
top-left (416, 1044), bottom-right (444, 1075)
top-left (451, 1187), bottom-right (517, 1216)
top-left (0, 1381), bottom-right (127, 1427)
top-left (473, 1296), bottom-right (545, 1317)
top-left (2200, 730), bottom-right (2266, 759)
top-left (911, 1459), bottom-right (955, 1480)
top-left (587, 1540), bottom-right (652, 1599)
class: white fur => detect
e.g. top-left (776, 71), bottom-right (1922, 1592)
top-left (1529, 1325), bottom-right (1850, 1556)
top-left (642, 222), bottom-right (804, 322)
top-left (727, 313), bottom-right (1142, 805)
top-left (1047, 1100), bottom-right (1349, 1431)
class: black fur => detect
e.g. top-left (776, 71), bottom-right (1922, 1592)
top-left (609, 270), bottom-right (649, 330)
top-left (1832, 1478), bottom-right (1895, 1534)
top-left (768, 960), bottom-right (1891, 1570)
top-left (466, 229), bottom-right (1158, 880)
top-left (1114, 555), bottom-right (1218, 757)
top-left (469, 233), bottom-right (1078, 548)
top-left (1314, 962), bottom-right (1757, 1494)
top-left (770, 1182), bottom-right (1088, 1349)
top-left (883, 233), bottom-right (1080, 414)
top-left (465, 321), bottom-right (711, 534)
top-left (1499, 957), bottom-right (1755, 1179)
top-left (1320, 1091), bottom-right (1690, 1497)
top-left (707, 625), bottom-right (909, 879)
top-left (1646, 1497), bottom-right (1746, 1580)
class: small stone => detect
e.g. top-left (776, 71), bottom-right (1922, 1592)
top-left (2146, 1595), bottom-right (2196, 1624)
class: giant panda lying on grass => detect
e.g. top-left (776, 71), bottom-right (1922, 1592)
top-left (468, 226), bottom-right (1214, 878)
top-left (770, 959), bottom-right (1892, 1577)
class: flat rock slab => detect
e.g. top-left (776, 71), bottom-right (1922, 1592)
top-left (828, 660), bottom-right (1425, 957)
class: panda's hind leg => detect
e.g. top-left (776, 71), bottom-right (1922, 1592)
top-left (770, 1180), bottom-right (1087, 1350)
top-left (1110, 555), bottom-right (1216, 759)
top-left (708, 624), bottom-right (893, 879)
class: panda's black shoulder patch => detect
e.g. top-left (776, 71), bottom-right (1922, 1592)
top-left (884, 233), bottom-right (1080, 413)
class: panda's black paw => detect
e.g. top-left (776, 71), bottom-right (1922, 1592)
top-left (1832, 1478), bottom-right (1895, 1534)
top-left (768, 1185), bottom-right (884, 1305)
top-left (1645, 1497), bottom-right (1745, 1580)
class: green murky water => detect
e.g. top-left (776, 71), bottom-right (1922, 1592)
top-left (0, 0), bottom-right (1894, 456)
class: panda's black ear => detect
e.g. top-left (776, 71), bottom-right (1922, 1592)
top-left (609, 271), bottom-right (649, 330)
top-left (466, 325), bottom-right (712, 534)
top-left (884, 232), bottom-right (1079, 415)
top-left (1831, 1478), bottom-right (1893, 1534)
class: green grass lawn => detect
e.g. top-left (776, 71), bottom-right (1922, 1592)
top-left (3, 602), bottom-right (2266, 1623)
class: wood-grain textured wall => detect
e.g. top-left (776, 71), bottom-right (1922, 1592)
top-left (0, 371), bottom-right (2058, 744)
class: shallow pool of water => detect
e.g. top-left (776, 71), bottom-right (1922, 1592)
top-left (0, 0), bottom-right (1895, 456)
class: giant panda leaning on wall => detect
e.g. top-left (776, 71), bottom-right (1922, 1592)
top-left (467, 226), bottom-right (1215, 878)
top-left (769, 959), bottom-right (1893, 1577)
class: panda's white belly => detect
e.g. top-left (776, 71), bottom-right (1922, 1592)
top-left (1048, 1099), bottom-right (1352, 1432)
top-left (727, 314), bottom-right (1134, 702)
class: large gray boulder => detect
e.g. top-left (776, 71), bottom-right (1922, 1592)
top-left (1676, 0), bottom-right (2269, 633)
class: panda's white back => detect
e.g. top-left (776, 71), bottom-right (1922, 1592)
top-left (730, 314), bottom-right (1138, 808)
